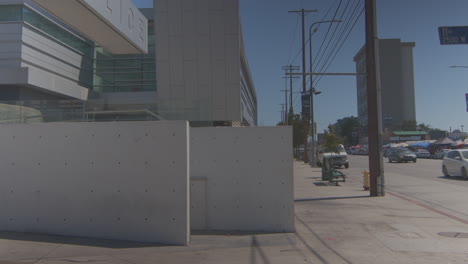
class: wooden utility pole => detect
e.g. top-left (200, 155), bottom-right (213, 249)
top-left (289, 9), bottom-right (317, 163)
top-left (282, 65), bottom-right (300, 120)
top-left (281, 89), bottom-right (289, 124)
top-left (365, 0), bottom-right (385, 196)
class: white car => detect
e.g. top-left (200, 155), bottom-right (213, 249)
top-left (317, 144), bottom-right (349, 168)
top-left (442, 150), bottom-right (468, 180)
top-left (414, 149), bottom-right (431, 158)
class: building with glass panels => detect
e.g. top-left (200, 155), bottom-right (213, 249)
top-left (0, 0), bottom-right (257, 126)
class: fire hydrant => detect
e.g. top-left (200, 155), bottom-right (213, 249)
top-left (363, 170), bottom-right (370, 190)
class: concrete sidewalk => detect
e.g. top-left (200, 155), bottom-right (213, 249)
top-left (0, 162), bottom-right (468, 263)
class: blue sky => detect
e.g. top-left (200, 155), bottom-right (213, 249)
top-left (133, 0), bottom-right (468, 132)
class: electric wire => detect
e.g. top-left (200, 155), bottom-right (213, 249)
top-left (313, 0), bottom-right (361, 74)
top-left (312, 0), bottom-right (352, 74)
top-left (312, 0), bottom-right (343, 70)
top-left (314, 2), bottom-right (364, 86)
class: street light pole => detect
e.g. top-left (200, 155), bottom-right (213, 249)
top-left (289, 9), bottom-right (317, 163)
top-left (308, 20), bottom-right (341, 167)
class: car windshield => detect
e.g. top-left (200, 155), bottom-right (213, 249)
top-left (394, 148), bottom-right (410, 153)
top-left (462, 151), bottom-right (468, 159)
top-left (323, 145), bottom-right (345, 152)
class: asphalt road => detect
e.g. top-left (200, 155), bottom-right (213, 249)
top-left (348, 154), bottom-right (468, 223)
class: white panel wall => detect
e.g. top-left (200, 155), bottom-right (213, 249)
top-left (190, 127), bottom-right (295, 232)
top-left (0, 121), bottom-right (190, 245)
top-left (0, 22), bottom-right (23, 68)
top-left (155, 0), bottom-right (242, 122)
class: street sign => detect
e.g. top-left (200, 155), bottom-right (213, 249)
top-left (301, 91), bottom-right (311, 117)
top-left (439, 26), bottom-right (468, 45)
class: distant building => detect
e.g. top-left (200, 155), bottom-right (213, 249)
top-left (354, 39), bottom-right (416, 144)
top-left (389, 131), bottom-right (429, 143)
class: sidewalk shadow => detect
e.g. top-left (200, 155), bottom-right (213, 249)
top-left (438, 175), bottom-right (468, 181)
top-left (295, 195), bottom-right (369, 202)
top-left (0, 232), bottom-right (162, 249)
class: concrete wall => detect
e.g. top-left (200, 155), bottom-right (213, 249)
top-left (0, 121), bottom-right (190, 245)
top-left (190, 127), bottom-right (295, 232)
top-left (154, 0), bottom-right (242, 122)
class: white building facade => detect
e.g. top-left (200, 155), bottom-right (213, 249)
top-left (0, 0), bottom-right (257, 125)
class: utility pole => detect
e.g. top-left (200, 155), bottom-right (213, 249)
top-left (280, 104), bottom-right (285, 123)
top-left (289, 9), bottom-right (317, 163)
top-left (282, 65), bottom-right (300, 121)
top-left (281, 89), bottom-right (289, 124)
top-left (365, 0), bottom-right (384, 196)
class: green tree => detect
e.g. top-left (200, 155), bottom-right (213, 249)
top-left (277, 114), bottom-right (305, 159)
top-left (334, 116), bottom-right (360, 146)
top-left (400, 120), bottom-right (417, 131)
top-left (417, 123), bottom-right (431, 131)
top-left (322, 131), bottom-right (344, 154)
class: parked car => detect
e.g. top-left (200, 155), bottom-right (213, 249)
top-left (383, 149), bottom-right (390, 157)
top-left (317, 144), bottom-right (349, 168)
top-left (387, 148), bottom-right (417, 163)
top-left (433, 149), bottom-right (451, 159)
top-left (442, 150), bottom-right (468, 180)
top-left (414, 149), bottom-right (431, 158)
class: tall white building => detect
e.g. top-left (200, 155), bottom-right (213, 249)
top-left (0, 0), bottom-right (257, 125)
top-left (354, 39), bottom-right (416, 143)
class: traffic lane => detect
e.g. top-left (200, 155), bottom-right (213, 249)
top-left (348, 155), bottom-right (468, 186)
top-left (348, 155), bottom-right (468, 221)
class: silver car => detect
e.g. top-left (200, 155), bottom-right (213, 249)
top-left (442, 150), bottom-right (468, 180)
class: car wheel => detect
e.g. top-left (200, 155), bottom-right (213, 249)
top-left (345, 163), bottom-right (349, 169)
top-left (388, 157), bottom-right (392, 163)
top-left (462, 167), bottom-right (468, 180)
top-left (442, 165), bottom-right (449, 177)
top-left (414, 159), bottom-right (417, 163)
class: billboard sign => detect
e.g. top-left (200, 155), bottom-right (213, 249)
top-left (439, 26), bottom-right (468, 45)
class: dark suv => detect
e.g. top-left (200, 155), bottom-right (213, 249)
top-left (388, 148), bottom-right (417, 163)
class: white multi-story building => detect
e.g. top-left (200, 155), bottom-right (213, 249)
top-left (0, 0), bottom-right (257, 126)
top-left (354, 39), bottom-right (416, 143)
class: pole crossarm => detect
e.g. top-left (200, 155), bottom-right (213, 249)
top-left (287, 72), bottom-right (366, 76)
top-left (288, 9), bottom-right (318, 13)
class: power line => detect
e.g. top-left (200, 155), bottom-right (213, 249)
top-left (289, 0), bottom-right (339, 66)
top-left (313, 0), bottom-right (343, 70)
top-left (312, 0), bottom-right (352, 73)
top-left (287, 16), bottom-right (301, 65)
top-left (314, 3), bottom-right (365, 87)
top-left (313, 0), bottom-right (360, 74)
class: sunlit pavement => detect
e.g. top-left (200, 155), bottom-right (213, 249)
top-left (0, 160), bottom-right (467, 264)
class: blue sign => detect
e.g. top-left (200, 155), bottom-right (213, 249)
top-left (439, 26), bottom-right (468, 45)
top-left (301, 91), bottom-right (311, 117)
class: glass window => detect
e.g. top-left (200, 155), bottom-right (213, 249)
top-left (462, 151), bottom-right (468, 159)
top-left (22, 7), bottom-right (94, 57)
top-left (0, 5), bottom-right (22, 21)
top-left (93, 19), bottom-right (156, 93)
